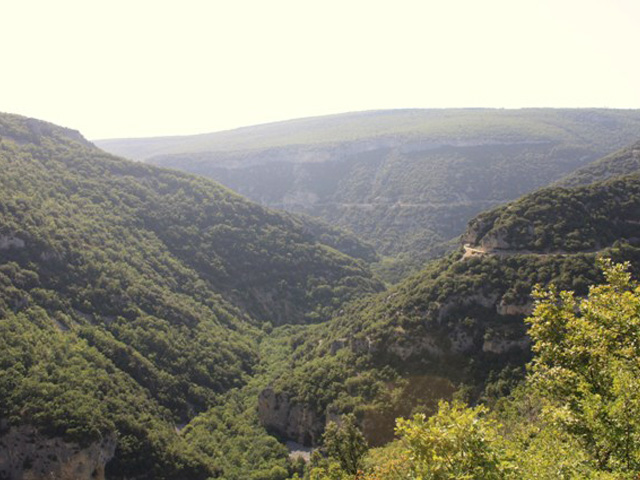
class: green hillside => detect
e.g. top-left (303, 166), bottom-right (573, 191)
top-left (465, 173), bottom-right (640, 253)
top-left (5, 111), bottom-right (640, 479)
top-left (314, 260), bottom-right (640, 478)
top-left (97, 109), bottom-right (640, 280)
top-left (0, 113), bottom-right (382, 478)
top-left (557, 139), bottom-right (640, 187)
top-left (260, 158), bottom-right (640, 449)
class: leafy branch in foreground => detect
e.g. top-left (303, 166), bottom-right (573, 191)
top-left (527, 258), bottom-right (640, 473)
top-left (394, 400), bottom-right (513, 479)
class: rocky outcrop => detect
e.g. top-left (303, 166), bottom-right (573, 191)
top-left (497, 300), bottom-right (533, 316)
top-left (0, 422), bottom-right (116, 480)
top-left (478, 229), bottom-right (512, 250)
top-left (0, 235), bottom-right (25, 250)
top-left (257, 388), bottom-right (326, 446)
top-left (386, 328), bottom-right (446, 360)
top-left (461, 216), bottom-right (495, 247)
top-left (463, 227), bottom-right (523, 252)
top-left (462, 217), bottom-right (535, 252)
top-left (482, 328), bottom-right (530, 354)
top-left (437, 293), bottom-right (499, 321)
top-left (327, 291), bottom-right (529, 363)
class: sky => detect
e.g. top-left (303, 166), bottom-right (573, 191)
top-left (2, 0), bottom-right (639, 140)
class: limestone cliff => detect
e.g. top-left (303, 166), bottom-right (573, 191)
top-left (0, 422), bottom-right (115, 480)
top-left (257, 388), bottom-right (327, 446)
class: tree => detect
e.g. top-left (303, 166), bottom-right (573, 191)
top-left (395, 400), bottom-right (513, 479)
top-left (322, 414), bottom-right (368, 475)
top-left (527, 259), bottom-right (640, 473)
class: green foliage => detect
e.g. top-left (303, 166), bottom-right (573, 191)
top-left (526, 259), bottom-right (640, 473)
top-left (323, 414), bottom-right (368, 475)
top-left (395, 400), bottom-right (513, 479)
top-left (6, 110), bottom-right (640, 478)
top-left (178, 326), bottom-right (309, 480)
top-left (495, 387), bottom-right (601, 479)
top-left (466, 173), bottom-right (640, 253)
top-left (307, 455), bottom-right (352, 480)
top-left (0, 309), bottom-right (214, 479)
top-left (263, 126), bottom-right (640, 455)
top-left (0, 113), bottom-right (381, 478)
top-left (293, 212), bottom-right (378, 264)
top-left (559, 140), bottom-right (640, 187)
top-left (271, 248), bottom-right (623, 442)
top-left (181, 391), bottom-right (291, 480)
top-left (356, 260), bottom-right (640, 479)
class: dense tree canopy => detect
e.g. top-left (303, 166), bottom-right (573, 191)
top-left (0, 112), bottom-right (382, 478)
top-left (4, 111), bottom-right (640, 479)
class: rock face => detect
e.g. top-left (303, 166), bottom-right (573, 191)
top-left (0, 235), bottom-right (25, 250)
top-left (497, 300), bottom-right (533, 316)
top-left (257, 388), bottom-right (326, 446)
top-left (0, 422), bottom-right (116, 480)
top-left (461, 220), bottom-right (517, 252)
top-left (478, 230), bottom-right (512, 250)
top-left (385, 328), bottom-right (447, 360)
top-left (482, 335), bottom-right (531, 354)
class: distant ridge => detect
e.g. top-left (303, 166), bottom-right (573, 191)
top-left (96, 108), bottom-right (640, 160)
top-left (97, 108), bottom-right (640, 280)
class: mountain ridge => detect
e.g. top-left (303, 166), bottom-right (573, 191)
top-left (5, 111), bottom-right (640, 478)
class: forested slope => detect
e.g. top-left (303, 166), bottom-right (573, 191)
top-left (6, 111), bottom-right (640, 479)
top-left (465, 173), bottom-right (640, 253)
top-left (0, 113), bottom-right (382, 479)
top-left (557, 139), bottom-right (640, 187)
top-left (97, 109), bottom-right (640, 279)
top-left (259, 148), bottom-right (640, 449)
top-left (312, 260), bottom-right (640, 478)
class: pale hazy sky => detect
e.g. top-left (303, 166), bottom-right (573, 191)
top-left (2, 0), bottom-right (639, 139)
